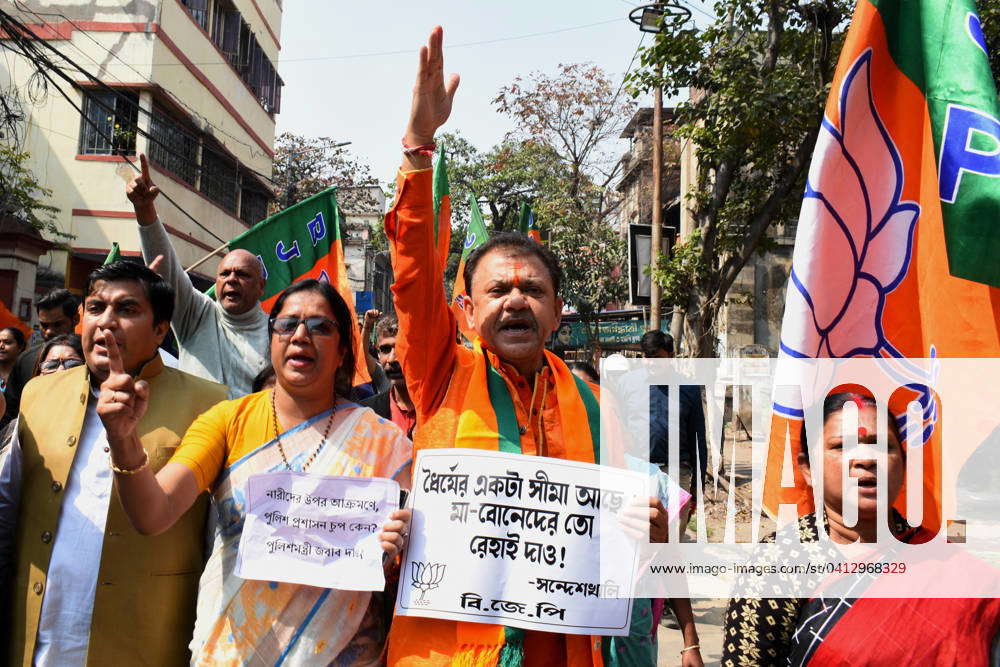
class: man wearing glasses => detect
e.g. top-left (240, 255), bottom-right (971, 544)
top-left (2, 289), bottom-right (80, 425)
top-left (361, 314), bottom-right (416, 438)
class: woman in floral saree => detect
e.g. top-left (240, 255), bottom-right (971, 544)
top-left (98, 279), bottom-right (412, 664)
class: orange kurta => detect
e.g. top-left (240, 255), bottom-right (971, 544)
top-left (384, 168), bottom-right (603, 666)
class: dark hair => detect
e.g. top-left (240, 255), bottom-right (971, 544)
top-left (36, 288), bottom-right (78, 318)
top-left (269, 279), bottom-right (356, 399)
top-left (640, 330), bottom-right (673, 357)
top-left (0, 326), bottom-right (26, 350)
top-left (374, 314), bottom-right (398, 340)
top-left (462, 232), bottom-right (563, 296)
top-left (34, 333), bottom-right (84, 377)
top-left (799, 392), bottom-right (903, 466)
top-left (568, 361), bottom-right (599, 384)
top-left (251, 364), bottom-right (276, 393)
top-left (87, 260), bottom-right (174, 326)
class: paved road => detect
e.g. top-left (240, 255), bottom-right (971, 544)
top-left (656, 598), bottom-right (727, 666)
top-left (656, 429), bottom-right (752, 665)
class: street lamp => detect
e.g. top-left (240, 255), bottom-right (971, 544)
top-left (628, 3), bottom-right (691, 34)
top-left (628, 2), bottom-right (690, 332)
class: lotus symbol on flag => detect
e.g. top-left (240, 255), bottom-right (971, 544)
top-left (410, 561), bottom-right (446, 604)
top-left (779, 49), bottom-right (939, 439)
top-left (781, 49), bottom-right (920, 361)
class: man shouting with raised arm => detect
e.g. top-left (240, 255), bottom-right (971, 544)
top-left (384, 27), bottom-right (676, 667)
top-left (127, 155), bottom-right (268, 398)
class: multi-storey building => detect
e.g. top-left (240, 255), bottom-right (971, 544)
top-left (617, 105), bottom-right (795, 356)
top-left (0, 0), bottom-right (282, 306)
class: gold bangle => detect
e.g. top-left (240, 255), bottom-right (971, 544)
top-left (110, 450), bottom-right (149, 475)
top-left (680, 644), bottom-right (700, 654)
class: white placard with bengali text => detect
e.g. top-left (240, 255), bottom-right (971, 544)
top-left (235, 471), bottom-right (399, 591)
top-left (396, 449), bottom-right (648, 635)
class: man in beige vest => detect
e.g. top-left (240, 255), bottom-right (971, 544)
top-left (0, 260), bottom-right (226, 666)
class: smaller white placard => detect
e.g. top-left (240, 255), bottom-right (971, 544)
top-left (236, 471), bottom-right (399, 591)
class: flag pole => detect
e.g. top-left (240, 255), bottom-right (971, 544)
top-left (185, 240), bottom-right (230, 273)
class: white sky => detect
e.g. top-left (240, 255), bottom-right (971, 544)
top-left (273, 0), bottom-right (694, 185)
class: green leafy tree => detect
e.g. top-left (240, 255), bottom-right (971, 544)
top-left (438, 133), bottom-right (569, 281)
top-left (628, 0), bottom-right (851, 357)
top-left (0, 145), bottom-right (62, 236)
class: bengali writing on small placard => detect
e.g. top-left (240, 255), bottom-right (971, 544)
top-left (236, 472), bottom-right (399, 591)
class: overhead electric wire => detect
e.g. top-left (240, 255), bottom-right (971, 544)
top-left (110, 17), bottom-right (626, 67)
top-left (0, 8), bottom-right (229, 245)
top-left (4, 2), bottom-right (280, 190)
top-left (11, 0), bottom-right (272, 165)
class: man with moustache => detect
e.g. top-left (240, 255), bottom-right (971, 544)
top-left (0, 261), bottom-right (225, 665)
top-left (384, 27), bottom-right (671, 666)
top-left (126, 154), bottom-right (268, 397)
top-left (361, 314), bottom-right (416, 438)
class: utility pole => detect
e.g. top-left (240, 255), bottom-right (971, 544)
top-left (628, 2), bottom-right (690, 335)
top-left (650, 81), bottom-right (663, 331)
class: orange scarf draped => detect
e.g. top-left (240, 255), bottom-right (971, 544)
top-left (387, 341), bottom-right (605, 667)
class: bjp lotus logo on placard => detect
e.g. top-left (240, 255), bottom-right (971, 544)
top-left (411, 561), bottom-right (446, 605)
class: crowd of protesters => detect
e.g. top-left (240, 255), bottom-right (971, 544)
top-left (0, 28), bottom-right (687, 667)
top-left (1, 24), bottom-right (992, 667)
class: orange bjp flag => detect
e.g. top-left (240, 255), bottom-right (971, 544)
top-left (764, 0), bottom-right (1000, 533)
top-left (0, 299), bottom-right (31, 340)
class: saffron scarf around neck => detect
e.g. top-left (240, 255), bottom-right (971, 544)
top-left (449, 340), bottom-right (602, 663)
top-left (454, 339), bottom-right (600, 462)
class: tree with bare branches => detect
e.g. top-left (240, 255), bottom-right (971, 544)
top-left (270, 132), bottom-right (380, 216)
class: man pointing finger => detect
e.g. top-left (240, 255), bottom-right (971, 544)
top-left (126, 153), bottom-right (269, 397)
top-left (0, 261), bottom-right (225, 665)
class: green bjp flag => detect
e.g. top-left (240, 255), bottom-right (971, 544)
top-left (433, 143), bottom-right (452, 274)
top-left (867, 0), bottom-right (1000, 287)
top-left (216, 187), bottom-right (369, 382)
top-left (103, 242), bottom-right (121, 265)
top-left (517, 201), bottom-right (540, 243)
top-left (225, 188), bottom-right (345, 312)
top-left (451, 192), bottom-right (490, 340)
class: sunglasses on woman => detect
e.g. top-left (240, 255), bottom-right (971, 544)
top-left (40, 358), bottom-right (85, 372)
top-left (269, 316), bottom-right (338, 338)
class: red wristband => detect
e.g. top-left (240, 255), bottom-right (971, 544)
top-left (402, 138), bottom-right (436, 157)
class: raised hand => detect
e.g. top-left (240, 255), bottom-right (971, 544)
top-left (96, 331), bottom-right (150, 448)
top-left (405, 26), bottom-right (460, 147)
top-left (126, 154), bottom-right (161, 225)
